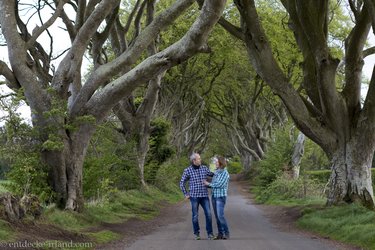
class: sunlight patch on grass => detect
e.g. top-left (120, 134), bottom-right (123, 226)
top-left (0, 181), bottom-right (10, 193)
top-left (86, 230), bottom-right (121, 244)
top-left (44, 207), bottom-right (97, 231)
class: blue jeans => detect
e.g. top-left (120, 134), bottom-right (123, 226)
top-left (212, 196), bottom-right (229, 236)
top-left (189, 197), bottom-right (213, 236)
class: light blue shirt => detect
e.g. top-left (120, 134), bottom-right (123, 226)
top-left (209, 168), bottom-right (229, 197)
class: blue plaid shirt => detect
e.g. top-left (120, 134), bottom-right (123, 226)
top-left (209, 168), bottom-right (229, 198)
top-left (180, 165), bottom-right (213, 198)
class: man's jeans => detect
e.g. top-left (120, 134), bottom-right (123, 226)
top-left (190, 197), bottom-right (213, 236)
top-left (212, 196), bottom-right (229, 236)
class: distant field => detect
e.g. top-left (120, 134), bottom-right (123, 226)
top-left (0, 180), bottom-right (10, 193)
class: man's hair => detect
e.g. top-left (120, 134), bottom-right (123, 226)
top-left (189, 153), bottom-right (198, 162)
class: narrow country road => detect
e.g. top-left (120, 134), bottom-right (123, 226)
top-left (112, 181), bottom-right (341, 250)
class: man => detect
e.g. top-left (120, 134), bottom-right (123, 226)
top-left (180, 153), bottom-right (214, 240)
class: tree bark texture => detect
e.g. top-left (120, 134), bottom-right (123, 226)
top-left (327, 143), bottom-right (374, 208)
top-left (41, 125), bottom-right (94, 211)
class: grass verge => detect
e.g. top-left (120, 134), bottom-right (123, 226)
top-left (0, 219), bottom-right (15, 241)
top-left (262, 197), bottom-right (325, 207)
top-left (0, 180), bottom-right (10, 193)
top-left (0, 182), bottom-right (16, 242)
top-left (251, 177), bottom-right (375, 250)
top-left (43, 184), bottom-right (181, 245)
top-left (297, 203), bottom-right (375, 250)
top-left (86, 230), bottom-right (121, 244)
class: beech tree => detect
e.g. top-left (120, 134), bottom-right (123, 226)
top-left (0, 0), bottom-right (226, 211)
top-left (221, 0), bottom-right (375, 207)
top-left (157, 56), bottom-right (220, 157)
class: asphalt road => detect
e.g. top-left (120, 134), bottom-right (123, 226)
top-left (124, 182), bottom-right (339, 250)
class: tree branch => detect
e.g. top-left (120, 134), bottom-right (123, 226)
top-left (58, 7), bottom-right (76, 40)
top-left (234, 0), bottom-right (336, 152)
top-left (52, 0), bottom-right (120, 98)
top-left (26, 0), bottom-right (67, 49)
top-left (0, 1), bottom-right (48, 116)
top-left (70, 0), bottom-right (197, 117)
top-left (75, 0), bottom-right (87, 30)
top-left (132, 0), bottom-right (147, 40)
top-left (343, 5), bottom-right (371, 124)
top-left (348, 0), bottom-right (360, 20)
top-left (364, 0), bottom-right (375, 36)
top-left (233, 126), bottom-right (261, 161)
top-left (363, 46), bottom-right (375, 58)
top-left (360, 64), bottom-right (375, 144)
top-left (83, 0), bottom-right (227, 121)
top-left (91, 6), bottom-right (119, 68)
top-left (218, 17), bottom-right (244, 41)
top-left (0, 61), bottom-right (20, 90)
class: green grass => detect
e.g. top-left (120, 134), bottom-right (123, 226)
top-left (86, 230), bottom-right (121, 244)
top-left (44, 208), bottom-right (96, 231)
top-left (43, 185), bottom-right (181, 245)
top-left (249, 174), bottom-right (375, 249)
top-left (0, 220), bottom-right (15, 241)
top-left (297, 203), bottom-right (375, 250)
top-left (0, 180), bottom-right (10, 193)
top-left (263, 197), bottom-right (325, 206)
top-left (1, 183), bottom-right (180, 246)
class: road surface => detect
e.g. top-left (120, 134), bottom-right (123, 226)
top-left (120, 182), bottom-right (340, 250)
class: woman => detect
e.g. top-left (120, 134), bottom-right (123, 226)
top-left (203, 156), bottom-right (230, 239)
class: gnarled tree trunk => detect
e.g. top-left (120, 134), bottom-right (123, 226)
top-left (327, 142), bottom-right (374, 208)
top-left (42, 125), bottom-right (95, 211)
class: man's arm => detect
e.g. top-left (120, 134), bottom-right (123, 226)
top-left (205, 166), bottom-right (214, 177)
top-left (179, 169), bottom-right (189, 197)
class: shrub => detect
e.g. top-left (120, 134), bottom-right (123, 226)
top-left (144, 117), bottom-right (175, 185)
top-left (5, 154), bottom-right (52, 202)
top-left (83, 123), bottom-right (140, 199)
top-left (254, 127), bottom-right (293, 188)
top-left (305, 170), bottom-right (331, 184)
top-left (227, 161), bottom-right (242, 174)
top-left (0, 123), bottom-right (52, 201)
top-left (148, 117), bottom-right (175, 165)
top-left (154, 157), bottom-right (189, 192)
top-left (300, 138), bottom-right (330, 171)
top-left (257, 173), bottom-right (325, 203)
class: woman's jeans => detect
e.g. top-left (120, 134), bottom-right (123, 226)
top-left (189, 197), bottom-right (213, 236)
top-left (212, 196), bottom-right (229, 236)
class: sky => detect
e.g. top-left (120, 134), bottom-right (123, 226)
top-left (364, 54), bottom-right (375, 80)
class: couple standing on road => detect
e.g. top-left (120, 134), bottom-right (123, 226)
top-left (179, 153), bottom-right (230, 240)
